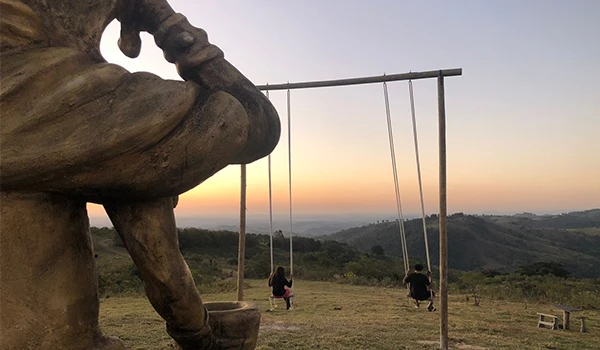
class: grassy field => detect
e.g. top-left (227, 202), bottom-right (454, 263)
top-left (99, 280), bottom-right (600, 350)
top-left (566, 227), bottom-right (600, 236)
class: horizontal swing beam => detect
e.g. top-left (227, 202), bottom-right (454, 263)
top-left (257, 68), bottom-right (462, 91)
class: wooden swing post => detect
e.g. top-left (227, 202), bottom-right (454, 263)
top-left (437, 71), bottom-right (449, 350)
top-left (237, 164), bottom-right (247, 301)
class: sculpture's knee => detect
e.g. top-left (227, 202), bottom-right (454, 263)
top-left (192, 57), bottom-right (281, 164)
top-left (190, 90), bottom-right (250, 160)
top-left (122, 88), bottom-right (251, 197)
top-left (129, 89), bottom-right (250, 196)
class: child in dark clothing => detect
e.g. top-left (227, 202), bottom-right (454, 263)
top-left (268, 266), bottom-right (294, 310)
top-left (403, 264), bottom-right (436, 311)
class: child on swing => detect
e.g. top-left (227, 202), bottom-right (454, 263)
top-left (268, 266), bottom-right (294, 310)
top-left (403, 263), bottom-right (436, 311)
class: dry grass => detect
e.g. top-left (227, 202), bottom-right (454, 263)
top-left (566, 228), bottom-right (600, 236)
top-left (99, 280), bottom-right (600, 349)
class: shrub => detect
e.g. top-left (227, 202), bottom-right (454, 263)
top-left (516, 262), bottom-right (569, 277)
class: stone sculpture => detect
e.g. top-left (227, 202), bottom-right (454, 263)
top-left (0, 0), bottom-right (280, 349)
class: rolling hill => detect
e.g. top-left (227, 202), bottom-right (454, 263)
top-left (322, 209), bottom-right (600, 278)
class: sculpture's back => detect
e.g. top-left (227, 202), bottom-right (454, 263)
top-left (0, 1), bottom-right (280, 349)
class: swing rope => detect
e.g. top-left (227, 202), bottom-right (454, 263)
top-left (265, 89), bottom-right (295, 309)
top-left (408, 81), bottom-right (435, 305)
top-left (408, 80), bottom-right (432, 274)
top-left (266, 90), bottom-right (274, 274)
top-left (266, 89), bottom-right (294, 279)
top-left (382, 82), bottom-right (409, 274)
top-left (287, 89), bottom-right (294, 275)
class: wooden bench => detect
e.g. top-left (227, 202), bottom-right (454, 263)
top-left (537, 313), bottom-right (559, 330)
top-left (554, 305), bottom-right (583, 330)
top-left (578, 316), bottom-right (588, 333)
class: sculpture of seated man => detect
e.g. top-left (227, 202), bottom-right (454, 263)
top-left (0, 0), bottom-right (280, 349)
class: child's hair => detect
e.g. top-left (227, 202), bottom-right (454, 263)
top-left (269, 266), bottom-right (285, 286)
top-left (414, 264), bottom-right (424, 271)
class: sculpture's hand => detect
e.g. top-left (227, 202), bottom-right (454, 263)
top-left (116, 1), bottom-right (223, 82)
top-left (116, 0), bottom-right (176, 58)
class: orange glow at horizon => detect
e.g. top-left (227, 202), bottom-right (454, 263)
top-left (86, 147), bottom-right (599, 220)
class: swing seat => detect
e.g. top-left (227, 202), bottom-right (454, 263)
top-left (270, 293), bottom-right (295, 299)
top-left (268, 290), bottom-right (295, 311)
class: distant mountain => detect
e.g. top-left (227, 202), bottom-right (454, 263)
top-left (90, 215), bottom-right (374, 237)
top-left (175, 216), bottom-right (373, 237)
top-left (483, 209), bottom-right (600, 230)
top-left (322, 209), bottom-right (600, 278)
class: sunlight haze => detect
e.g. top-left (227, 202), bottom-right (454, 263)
top-left (90, 0), bottom-right (600, 226)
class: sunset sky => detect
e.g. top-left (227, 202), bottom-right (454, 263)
top-left (91, 0), bottom-right (599, 223)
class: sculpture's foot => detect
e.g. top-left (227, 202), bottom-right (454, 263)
top-left (90, 336), bottom-right (126, 350)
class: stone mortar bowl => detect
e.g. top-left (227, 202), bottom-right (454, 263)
top-left (205, 301), bottom-right (261, 350)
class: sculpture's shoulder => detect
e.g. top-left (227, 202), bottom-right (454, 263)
top-left (0, 0), bottom-right (48, 52)
top-left (7, 0), bottom-right (120, 60)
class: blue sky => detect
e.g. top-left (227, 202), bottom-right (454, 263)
top-left (94, 0), bottom-right (600, 221)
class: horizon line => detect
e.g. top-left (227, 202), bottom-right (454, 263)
top-left (88, 208), bottom-right (599, 219)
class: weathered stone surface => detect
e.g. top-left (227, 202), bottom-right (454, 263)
top-left (0, 0), bottom-right (279, 348)
top-left (205, 302), bottom-right (262, 350)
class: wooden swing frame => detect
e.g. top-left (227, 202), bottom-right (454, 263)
top-left (236, 68), bottom-right (462, 350)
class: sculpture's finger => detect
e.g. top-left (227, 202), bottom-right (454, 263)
top-left (175, 44), bottom-right (224, 82)
top-left (154, 13), bottom-right (216, 65)
top-left (161, 31), bottom-right (197, 62)
top-left (118, 25), bottom-right (142, 58)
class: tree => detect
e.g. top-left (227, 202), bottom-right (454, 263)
top-left (370, 244), bottom-right (385, 256)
